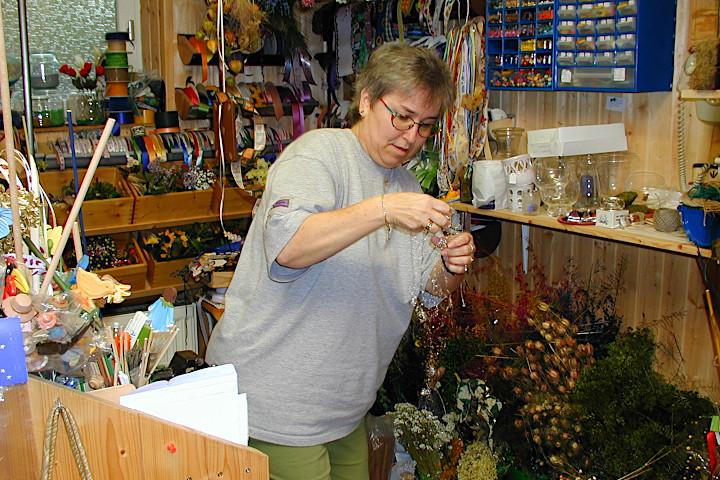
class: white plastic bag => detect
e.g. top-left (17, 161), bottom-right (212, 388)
top-left (472, 160), bottom-right (508, 209)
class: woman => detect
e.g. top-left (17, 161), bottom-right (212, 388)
top-left (205, 42), bottom-right (475, 480)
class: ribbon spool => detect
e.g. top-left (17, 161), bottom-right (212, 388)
top-left (105, 67), bottom-right (130, 82)
top-left (107, 40), bottom-right (127, 53)
top-left (109, 111), bottom-right (135, 125)
top-left (105, 52), bottom-right (129, 68)
top-left (106, 82), bottom-right (129, 97)
top-left (106, 96), bottom-right (133, 112)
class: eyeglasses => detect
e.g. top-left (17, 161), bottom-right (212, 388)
top-left (378, 98), bottom-right (440, 138)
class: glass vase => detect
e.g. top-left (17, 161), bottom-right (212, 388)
top-left (68, 91), bottom-right (106, 125)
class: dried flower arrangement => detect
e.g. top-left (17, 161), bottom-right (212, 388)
top-left (375, 254), bottom-right (714, 480)
top-left (122, 161), bottom-right (216, 196)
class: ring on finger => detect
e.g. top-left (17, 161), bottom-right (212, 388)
top-left (470, 244), bottom-right (475, 253)
top-left (464, 264), bottom-right (469, 273)
top-left (425, 221), bottom-right (433, 231)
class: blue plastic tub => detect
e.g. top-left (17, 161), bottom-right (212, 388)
top-left (678, 204), bottom-right (720, 248)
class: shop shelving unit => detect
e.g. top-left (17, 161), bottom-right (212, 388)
top-left (487, 0), bottom-right (678, 92)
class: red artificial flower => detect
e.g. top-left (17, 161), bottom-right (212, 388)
top-left (79, 68), bottom-right (90, 77)
top-left (96, 65), bottom-right (105, 76)
top-left (84, 62), bottom-right (92, 70)
top-left (59, 64), bottom-right (69, 74)
top-left (67, 68), bottom-right (77, 77)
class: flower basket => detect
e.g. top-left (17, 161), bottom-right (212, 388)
top-left (139, 245), bottom-right (194, 288)
top-left (210, 180), bottom-right (258, 212)
top-left (91, 235), bottom-right (147, 292)
top-left (132, 188), bottom-right (215, 224)
top-left (125, 161), bottom-right (217, 224)
top-left (40, 167), bottom-right (134, 231)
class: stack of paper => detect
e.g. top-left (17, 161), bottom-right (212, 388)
top-left (119, 363), bottom-right (248, 445)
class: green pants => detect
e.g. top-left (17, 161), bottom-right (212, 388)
top-left (249, 421), bottom-right (370, 480)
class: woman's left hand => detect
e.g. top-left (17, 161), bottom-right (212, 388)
top-left (432, 231), bottom-right (475, 275)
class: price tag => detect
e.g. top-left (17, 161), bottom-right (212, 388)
top-left (560, 69), bottom-right (572, 84)
top-left (230, 160), bottom-right (244, 189)
top-left (605, 96), bottom-right (627, 112)
top-left (613, 68), bottom-right (626, 82)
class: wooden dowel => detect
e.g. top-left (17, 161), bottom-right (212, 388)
top-left (39, 119), bottom-right (116, 294)
top-left (72, 221), bottom-right (83, 262)
top-left (0, 5), bottom-right (23, 267)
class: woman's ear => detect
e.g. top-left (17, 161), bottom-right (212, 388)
top-left (358, 89), bottom-right (371, 117)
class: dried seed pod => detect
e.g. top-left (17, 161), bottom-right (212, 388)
top-left (542, 321), bottom-right (551, 330)
top-left (534, 341), bottom-right (544, 350)
top-left (516, 346), bottom-right (525, 356)
top-left (557, 385), bottom-right (567, 393)
top-left (492, 346), bottom-right (503, 356)
top-left (515, 419), bottom-right (525, 429)
top-left (514, 387), bottom-right (523, 396)
top-left (544, 333), bottom-right (554, 342)
top-left (567, 379), bottom-right (576, 389)
top-left (561, 318), bottom-right (570, 327)
top-left (534, 435), bottom-right (542, 444)
top-left (538, 302), bottom-right (549, 311)
top-left (530, 371), bottom-right (540, 381)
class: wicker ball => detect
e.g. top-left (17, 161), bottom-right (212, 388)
top-left (654, 208), bottom-right (682, 232)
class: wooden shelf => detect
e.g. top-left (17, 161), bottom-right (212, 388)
top-left (453, 202), bottom-right (713, 258)
top-left (680, 90), bottom-right (720, 100)
top-left (84, 194), bottom-right (257, 236)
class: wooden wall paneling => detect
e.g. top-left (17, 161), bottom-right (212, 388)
top-left (140, 0), bottom-right (162, 74)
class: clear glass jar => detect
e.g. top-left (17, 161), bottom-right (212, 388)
top-left (492, 127), bottom-right (526, 159)
top-left (32, 95), bottom-right (64, 127)
top-left (569, 154), bottom-right (600, 222)
top-left (67, 91), bottom-right (106, 125)
top-left (29, 52), bottom-right (60, 91)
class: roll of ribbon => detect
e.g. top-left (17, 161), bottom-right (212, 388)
top-left (105, 31), bottom-right (131, 41)
top-left (134, 109), bottom-right (155, 126)
top-left (155, 111), bottom-right (180, 130)
top-left (106, 40), bottom-right (127, 53)
top-left (151, 127), bottom-right (182, 134)
top-left (109, 111), bottom-right (135, 125)
top-left (105, 82), bottom-right (129, 97)
top-left (106, 95), bottom-right (133, 112)
top-left (105, 51), bottom-right (129, 67)
top-left (104, 67), bottom-right (130, 82)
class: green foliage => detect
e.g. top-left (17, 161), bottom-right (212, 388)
top-left (61, 179), bottom-right (121, 200)
top-left (410, 150), bottom-right (439, 196)
top-left (571, 328), bottom-right (714, 479)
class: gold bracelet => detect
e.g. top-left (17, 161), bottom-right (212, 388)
top-left (381, 194), bottom-right (391, 241)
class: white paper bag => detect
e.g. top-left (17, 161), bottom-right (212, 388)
top-left (472, 160), bottom-right (508, 209)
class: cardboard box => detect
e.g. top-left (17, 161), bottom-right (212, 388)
top-left (527, 123), bottom-right (628, 157)
top-left (40, 167), bottom-right (134, 231)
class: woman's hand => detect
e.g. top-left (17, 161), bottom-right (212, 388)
top-left (432, 231), bottom-right (475, 275)
top-left (383, 192), bottom-right (455, 233)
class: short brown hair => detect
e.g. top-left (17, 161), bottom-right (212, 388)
top-left (348, 42), bottom-right (455, 125)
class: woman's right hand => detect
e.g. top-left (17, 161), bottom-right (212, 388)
top-left (382, 192), bottom-right (455, 234)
